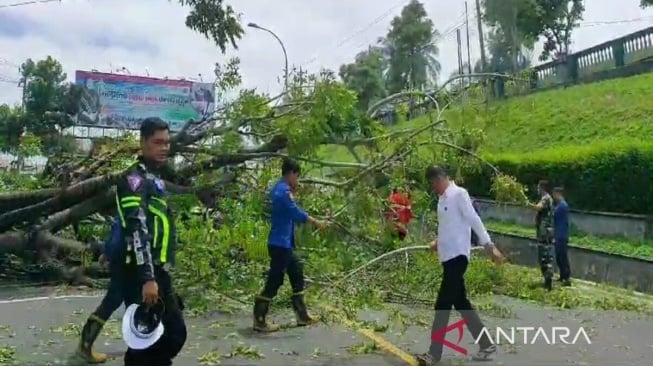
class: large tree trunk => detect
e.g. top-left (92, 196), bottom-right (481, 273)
top-left (0, 130), bottom-right (289, 285)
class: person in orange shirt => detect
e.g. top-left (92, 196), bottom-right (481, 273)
top-left (385, 188), bottom-right (413, 240)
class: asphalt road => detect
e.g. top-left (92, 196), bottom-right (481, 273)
top-left (0, 287), bottom-right (651, 365)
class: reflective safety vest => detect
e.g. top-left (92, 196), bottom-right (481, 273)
top-left (116, 191), bottom-right (173, 265)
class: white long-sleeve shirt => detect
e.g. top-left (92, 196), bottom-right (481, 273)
top-left (436, 182), bottom-right (492, 263)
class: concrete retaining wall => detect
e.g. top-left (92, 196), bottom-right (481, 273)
top-left (491, 231), bottom-right (653, 293)
top-left (475, 198), bottom-right (650, 241)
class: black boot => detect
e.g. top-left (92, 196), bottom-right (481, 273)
top-left (561, 279), bottom-right (572, 287)
top-left (77, 314), bottom-right (108, 363)
top-left (542, 262), bottom-right (553, 291)
top-left (291, 292), bottom-right (318, 326)
top-left (253, 296), bottom-right (280, 332)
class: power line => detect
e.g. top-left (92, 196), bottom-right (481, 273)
top-left (303, 8), bottom-right (653, 68)
top-left (0, 0), bottom-right (61, 9)
top-left (439, 11), bottom-right (468, 36)
top-left (0, 76), bottom-right (20, 84)
top-left (579, 16), bottom-right (653, 27)
top-left (0, 58), bottom-right (20, 69)
top-left (351, 10), bottom-right (468, 54)
top-left (302, 0), bottom-right (410, 66)
top-left (446, 16), bottom-right (653, 43)
top-left (440, 21), bottom-right (468, 40)
top-left (438, 10), bottom-right (479, 42)
top-left (335, 1), bottom-right (407, 49)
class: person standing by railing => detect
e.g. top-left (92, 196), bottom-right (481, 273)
top-left (529, 180), bottom-right (555, 291)
top-left (552, 187), bottom-right (571, 286)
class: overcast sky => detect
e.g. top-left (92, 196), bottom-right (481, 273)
top-left (0, 0), bottom-right (651, 106)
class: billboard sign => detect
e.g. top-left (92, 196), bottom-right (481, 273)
top-left (74, 71), bottom-right (215, 132)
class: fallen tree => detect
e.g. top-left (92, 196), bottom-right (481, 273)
top-left (1, 64), bottom-right (649, 366)
top-left (0, 62), bottom-right (527, 292)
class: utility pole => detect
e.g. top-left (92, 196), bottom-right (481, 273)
top-left (474, 0), bottom-right (487, 70)
top-left (19, 75), bottom-right (27, 112)
top-left (512, 7), bottom-right (519, 72)
top-left (465, 1), bottom-right (473, 81)
top-left (456, 29), bottom-right (463, 89)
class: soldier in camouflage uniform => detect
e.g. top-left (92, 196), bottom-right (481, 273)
top-left (530, 180), bottom-right (555, 291)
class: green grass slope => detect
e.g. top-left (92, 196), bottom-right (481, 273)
top-left (319, 72), bottom-right (653, 163)
top-left (475, 73), bottom-right (653, 154)
top-left (405, 72), bottom-right (653, 154)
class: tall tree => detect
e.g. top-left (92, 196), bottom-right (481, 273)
top-left (0, 104), bottom-right (23, 152)
top-left (641, 0), bottom-right (652, 7)
top-left (535, 0), bottom-right (585, 61)
top-left (19, 56), bottom-right (82, 151)
top-left (339, 47), bottom-right (387, 111)
top-left (486, 28), bottom-right (533, 73)
top-left (380, 0), bottom-right (441, 94)
top-left (178, 0), bottom-right (244, 53)
top-left (483, 0), bottom-right (584, 62)
top-left (482, 0), bottom-right (537, 70)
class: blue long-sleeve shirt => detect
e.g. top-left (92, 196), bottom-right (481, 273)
top-left (554, 199), bottom-right (570, 243)
top-left (102, 215), bottom-right (123, 261)
top-left (268, 179), bottom-right (309, 248)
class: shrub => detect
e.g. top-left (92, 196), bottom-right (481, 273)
top-left (464, 140), bottom-right (653, 214)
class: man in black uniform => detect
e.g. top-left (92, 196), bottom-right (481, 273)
top-left (530, 180), bottom-right (555, 291)
top-left (76, 217), bottom-right (126, 363)
top-left (116, 117), bottom-right (186, 366)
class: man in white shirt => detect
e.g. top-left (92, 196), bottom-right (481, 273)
top-left (415, 166), bottom-right (505, 366)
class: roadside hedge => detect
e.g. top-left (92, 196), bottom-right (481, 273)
top-left (463, 141), bottom-right (653, 214)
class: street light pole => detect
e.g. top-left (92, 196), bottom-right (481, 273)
top-left (247, 22), bottom-right (289, 92)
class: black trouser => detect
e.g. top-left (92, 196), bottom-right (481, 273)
top-left (123, 266), bottom-right (187, 366)
top-left (471, 230), bottom-right (479, 247)
top-left (261, 246), bottom-right (304, 298)
top-left (92, 261), bottom-right (125, 321)
top-left (554, 239), bottom-right (571, 281)
top-left (429, 255), bottom-right (491, 360)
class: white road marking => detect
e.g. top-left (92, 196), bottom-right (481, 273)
top-left (0, 294), bottom-right (103, 304)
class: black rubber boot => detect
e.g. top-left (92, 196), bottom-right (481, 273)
top-left (561, 279), bottom-right (572, 287)
top-left (291, 292), bottom-right (318, 326)
top-left (77, 314), bottom-right (109, 363)
top-left (253, 296), bottom-right (280, 333)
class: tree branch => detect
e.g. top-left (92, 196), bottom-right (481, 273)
top-left (37, 190), bottom-right (115, 233)
top-left (0, 188), bottom-right (62, 214)
top-left (0, 173), bottom-right (120, 231)
top-left (176, 134), bottom-right (288, 177)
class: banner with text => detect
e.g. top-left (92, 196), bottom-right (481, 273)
top-left (74, 71), bottom-right (215, 132)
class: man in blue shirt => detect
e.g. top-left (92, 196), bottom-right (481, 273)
top-left (253, 158), bottom-right (327, 333)
top-left (552, 187), bottom-right (571, 286)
